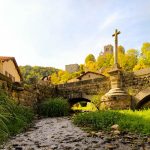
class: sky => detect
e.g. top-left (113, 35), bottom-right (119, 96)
top-left (0, 0), bottom-right (150, 70)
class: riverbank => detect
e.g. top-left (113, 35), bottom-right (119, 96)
top-left (2, 117), bottom-right (150, 150)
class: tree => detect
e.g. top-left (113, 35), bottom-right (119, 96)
top-left (85, 61), bottom-right (97, 72)
top-left (20, 65), bottom-right (58, 84)
top-left (141, 42), bottom-right (150, 66)
top-left (84, 54), bottom-right (96, 71)
top-left (97, 53), bottom-right (113, 70)
top-left (124, 49), bottom-right (138, 71)
top-left (134, 42), bottom-right (150, 70)
top-left (85, 54), bottom-right (96, 64)
top-left (118, 45), bottom-right (125, 54)
top-left (51, 73), bottom-right (60, 84)
top-left (79, 64), bottom-right (85, 73)
top-left (141, 42), bottom-right (150, 55)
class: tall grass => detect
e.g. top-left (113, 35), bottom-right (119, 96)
top-left (39, 97), bottom-right (70, 117)
top-left (73, 110), bottom-right (150, 135)
top-left (0, 89), bottom-right (34, 143)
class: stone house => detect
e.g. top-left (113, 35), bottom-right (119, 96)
top-left (65, 64), bottom-right (80, 73)
top-left (67, 78), bottom-right (79, 83)
top-left (41, 75), bottom-right (51, 82)
top-left (0, 56), bottom-right (23, 82)
top-left (77, 71), bottom-right (105, 81)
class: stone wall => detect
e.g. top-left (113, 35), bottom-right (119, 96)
top-left (122, 68), bottom-right (150, 96)
top-left (56, 77), bottom-right (110, 99)
top-left (12, 83), bottom-right (56, 107)
top-left (1, 67), bottom-right (150, 108)
top-left (0, 74), bottom-right (56, 107)
top-left (56, 68), bottom-right (150, 108)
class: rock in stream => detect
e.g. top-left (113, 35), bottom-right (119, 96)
top-left (1, 117), bottom-right (150, 150)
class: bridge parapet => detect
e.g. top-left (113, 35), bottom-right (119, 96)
top-left (122, 68), bottom-right (150, 96)
top-left (55, 68), bottom-right (150, 109)
top-left (56, 77), bottom-right (110, 99)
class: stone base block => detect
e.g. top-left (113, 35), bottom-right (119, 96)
top-left (100, 94), bottom-right (131, 110)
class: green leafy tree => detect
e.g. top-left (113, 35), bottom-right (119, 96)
top-left (85, 61), bottom-right (97, 72)
top-left (134, 42), bottom-right (150, 70)
top-left (51, 73), bottom-right (60, 84)
top-left (118, 45), bottom-right (125, 54)
top-left (84, 54), bottom-right (96, 71)
top-left (85, 54), bottom-right (96, 64)
top-left (79, 64), bottom-right (85, 73)
top-left (97, 53), bottom-right (113, 69)
top-left (125, 49), bottom-right (138, 71)
top-left (141, 42), bottom-right (150, 54)
top-left (19, 65), bottom-right (58, 84)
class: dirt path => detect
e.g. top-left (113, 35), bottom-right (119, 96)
top-left (2, 117), bottom-right (150, 150)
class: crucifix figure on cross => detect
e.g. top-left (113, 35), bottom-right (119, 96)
top-left (112, 29), bottom-right (121, 68)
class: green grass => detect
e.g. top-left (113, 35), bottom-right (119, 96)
top-left (73, 110), bottom-right (150, 135)
top-left (0, 89), bottom-right (34, 143)
top-left (39, 97), bottom-right (70, 117)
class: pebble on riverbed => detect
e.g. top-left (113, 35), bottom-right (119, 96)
top-left (2, 117), bottom-right (150, 150)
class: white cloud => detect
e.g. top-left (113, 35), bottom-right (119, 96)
top-left (99, 12), bottom-right (120, 30)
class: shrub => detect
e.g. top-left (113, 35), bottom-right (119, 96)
top-left (6, 105), bottom-right (34, 135)
top-left (39, 97), bottom-right (70, 117)
top-left (73, 110), bottom-right (150, 135)
top-left (0, 89), bottom-right (34, 143)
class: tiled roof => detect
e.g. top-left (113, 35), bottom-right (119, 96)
top-left (77, 71), bottom-right (105, 79)
top-left (0, 56), bottom-right (14, 61)
top-left (0, 56), bottom-right (23, 81)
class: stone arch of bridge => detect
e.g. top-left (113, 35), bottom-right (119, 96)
top-left (136, 95), bottom-right (150, 109)
top-left (68, 98), bottom-right (91, 107)
top-left (135, 87), bottom-right (150, 109)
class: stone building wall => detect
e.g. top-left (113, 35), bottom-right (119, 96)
top-left (104, 44), bottom-right (113, 55)
top-left (78, 72), bottom-right (105, 81)
top-left (65, 64), bottom-right (80, 73)
top-left (2, 59), bottom-right (21, 82)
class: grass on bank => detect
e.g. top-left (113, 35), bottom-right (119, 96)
top-left (0, 89), bottom-right (34, 143)
top-left (39, 97), bottom-right (70, 117)
top-left (73, 110), bottom-right (150, 135)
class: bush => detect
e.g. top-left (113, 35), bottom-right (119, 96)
top-left (0, 89), bottom-right (34, 143)
top-left (73, 110), bottom-right (150, 135)
top-left (39, 97), bottom-right (70, 117)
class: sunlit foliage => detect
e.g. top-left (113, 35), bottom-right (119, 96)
top-left (73, 110), bottom-right (150, 135)
top-left (20, 42), bottom-right (150, 84)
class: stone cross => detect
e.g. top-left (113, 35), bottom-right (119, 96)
top-left (112, 29), bottom-right (121, 67)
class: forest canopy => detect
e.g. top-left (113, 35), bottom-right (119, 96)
top-left (20, 42), bottom-right (150, 84)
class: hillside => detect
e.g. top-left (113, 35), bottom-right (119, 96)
top-left (19, 65), bottom-right (59, 83)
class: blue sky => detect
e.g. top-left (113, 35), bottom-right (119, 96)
top-left (0, 0), bottom-right (150, 69)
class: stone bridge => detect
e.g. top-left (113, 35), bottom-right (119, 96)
top-left (56, 68), bottom-right (150, 109)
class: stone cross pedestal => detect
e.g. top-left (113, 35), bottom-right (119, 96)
top-left (100, 29), bottom-right (131, 110)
